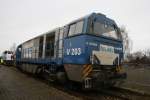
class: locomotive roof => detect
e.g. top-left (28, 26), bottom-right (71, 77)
top-left (18, 12), bottom-right (116, 46)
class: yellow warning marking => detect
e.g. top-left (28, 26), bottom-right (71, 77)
top-left (82, 65), bottom-right (91, 75)
top-left (83, 67), bottom-right (93, 78)
top-left (116, 66), bottom-right (118, 71)
top-left (116, 66), bottom-right (122, 72)
top-left (82, 64), bottom-right (93, 78)
top-left (83, 65), bottom-right (87, 69)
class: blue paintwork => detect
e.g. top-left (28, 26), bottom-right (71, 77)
top-left (16, 57), bottom-right (63, 66)
top-left (16, 12), bottom-right (123, 67)
top-left (16, 45), bottom-right (22, 61)
top-left (63, 34), bottom-right (123, 64)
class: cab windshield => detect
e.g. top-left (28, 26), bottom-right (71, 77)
top-left (89, 20), bottom-right (121, 40)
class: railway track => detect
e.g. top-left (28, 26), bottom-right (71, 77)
top-left (99, 87), bottom-right (150, 100)
top-left (3, 65), bottom-right (150, 100)
top-left (44, 79), bottom-right (150, 100)
top-left (52, 81), bottom-right (150, 100)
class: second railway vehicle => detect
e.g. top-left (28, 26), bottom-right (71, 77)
top-left (16, 13), bottom-right (126, 89)
top-left (2, 50), bottom-right (14, 66)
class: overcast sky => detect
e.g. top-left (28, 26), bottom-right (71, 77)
top-left (0, 0), bottom-right (150, 54)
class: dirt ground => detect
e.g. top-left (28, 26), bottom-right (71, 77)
top-left (0, 64), bottom-right (150, 100)
top-left (0, 65), bottom-right (80, 100)
top-left (120, 64), bottom-right (150, 94)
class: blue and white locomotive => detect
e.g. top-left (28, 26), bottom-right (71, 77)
top-left (16, 13), bottom-right (126, 89)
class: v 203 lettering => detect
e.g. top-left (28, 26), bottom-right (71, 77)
top-left (66, 48), bottom-right (81, 55)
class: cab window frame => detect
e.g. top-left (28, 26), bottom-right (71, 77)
top-left (68, 20), bottom-right (84, 37)
top-left (88, 17), bottom-right (121, 40)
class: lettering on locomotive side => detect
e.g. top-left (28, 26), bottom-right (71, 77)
top-left (66, 48), bottom-right (81, 56)
top-left (100, 44), bottom-right (114, 53)
top-left (100, 44), bottom-right (122, 53)
top-left (86, 42), bottom-right (98, 47)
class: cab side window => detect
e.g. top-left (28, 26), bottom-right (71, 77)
top-left (68, 20), bottom-right (84, 36)
top-left (68, 24), bottom-right (76, 36)
top-left (75, 21), bottom-right (84, 34)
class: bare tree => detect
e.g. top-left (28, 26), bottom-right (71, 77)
top-left (133, 51), bottom-right (144, 58)
top-left (10, 43), bottom-right (16, 53)
top-left (131, 50), bottom-right (150, 64)
top-left (144, 49), bottom-right (150, 58)
top-left (119, 25), bottom-right (132, 61)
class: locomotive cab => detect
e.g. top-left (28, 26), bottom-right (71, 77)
top-left (64, 13), bottom-right (126, 89)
